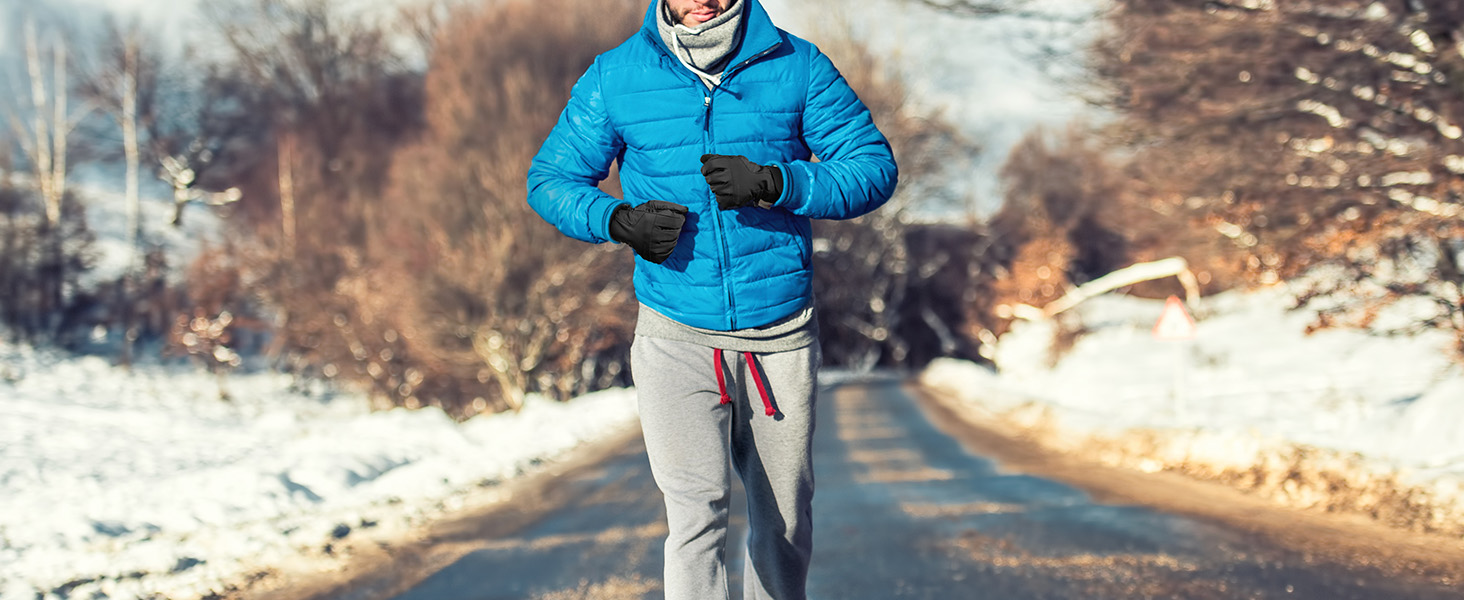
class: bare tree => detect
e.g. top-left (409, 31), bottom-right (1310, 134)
top-left (78, 20), bottom-right (145, 258)
top-left (75, 18), bottom-right (249, 361)
top-left (5, 17), bottom-right (92, 334)
top-left (75, 18), bottom-right (155, 362)
top-left (9, 21), bottom-right (78, 226)
top-left (1097, 0), bottom-right (1464, 355)
top-left (10, 19), bottom-right (79, 228)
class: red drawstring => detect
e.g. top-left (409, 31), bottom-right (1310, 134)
top-left (714, 348), bottom-right (731, 405)
top-left (745, 351), bottom-right (776, 416)
top-left (714, 348), bottom-right (775, 416)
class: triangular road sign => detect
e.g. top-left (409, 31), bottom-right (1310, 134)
top-left (1153, 295), bottom-right (1196, 341)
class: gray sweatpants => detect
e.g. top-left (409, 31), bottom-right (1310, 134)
top-left (631, 335), bottom-right (819, 600)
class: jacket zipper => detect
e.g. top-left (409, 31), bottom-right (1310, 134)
top-left (704, 92), bottom-right (739, 330)
top-left (642, 28), bottom-right (784, 330)
top-left (707, 45), bottom-right (778, 330)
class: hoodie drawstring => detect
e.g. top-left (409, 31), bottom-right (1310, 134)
top-left (714, 348), bottom-right (731, 405)
top-left (714, 348), bottom-right (776, 417)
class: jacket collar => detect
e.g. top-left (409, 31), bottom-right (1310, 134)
top-left (641, 0), bottom-right (782, 75)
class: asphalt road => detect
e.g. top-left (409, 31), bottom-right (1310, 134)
top-left (284, 379), bottom-right (1464, 600)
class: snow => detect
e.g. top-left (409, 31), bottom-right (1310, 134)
top-left (0, 350), bottom-right (875, 600)
top-left (921, 283), bottom-right (1464, 529)
top-left (0, 343), bottom-right (640, 600)
top-left (69, 166), bottom-right (224, 287)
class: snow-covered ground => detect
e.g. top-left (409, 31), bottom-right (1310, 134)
top-left (0, 343), bottom-right (639, 600)
top-left (2, 51), bottom-right (644, 596)
top-left (921, 284), bottom-right (1464, 533)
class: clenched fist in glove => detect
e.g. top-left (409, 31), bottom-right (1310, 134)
top-left (608, 200), bottom-right (688, 264)
top-left (700, 154), bottom-right (784, 210)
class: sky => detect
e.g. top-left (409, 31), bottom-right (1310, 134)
top-left (1, 0), bottom-right (397, 57)
top-left (0, 0), bottom-right (179, 70)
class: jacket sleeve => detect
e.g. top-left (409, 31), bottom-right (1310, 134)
top-left (526, 59), bottom-right (628, 244)
top-left (770, 46), bottom-right (899, 220)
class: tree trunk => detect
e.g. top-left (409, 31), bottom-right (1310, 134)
top-left (278, 133), bottom-right (297, 259)
top-left (22, 20), bottom-right (72, 337)
top-left (122, 37), bottom-right (141, 365)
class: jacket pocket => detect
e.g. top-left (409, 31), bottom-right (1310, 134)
top-left (791, 214), bottom-right (812, 263)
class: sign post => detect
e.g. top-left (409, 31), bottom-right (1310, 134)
top-left (1153, 295), bottom-right (1197, 419)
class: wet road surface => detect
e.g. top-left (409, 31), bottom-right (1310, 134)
top-left (295, 380), bottom-right (1464, 599)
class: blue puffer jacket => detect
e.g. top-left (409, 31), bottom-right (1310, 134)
top-left (526, 0), bottom-right (898, 331)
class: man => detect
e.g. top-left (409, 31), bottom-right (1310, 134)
top-left (526, 0), bottom-right (897, 597)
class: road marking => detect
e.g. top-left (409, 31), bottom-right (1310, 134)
top-left (899, 501), bottom-right (1027, 518)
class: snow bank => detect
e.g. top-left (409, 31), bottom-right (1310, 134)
top-left (920, 285), bottom-right (1464, 534)
top-left (0, 342), bottom-right (638, 600)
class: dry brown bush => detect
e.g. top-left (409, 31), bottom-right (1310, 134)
top-left (186, 0), bottom-right (434, 406)
top-left (317, 0), bottom-right (643, 415)
top-left (166, 242), bottom-right (271, 369)
top-left (982, 125), bottom-right (1215, 351)
top-left (990, 128), bottom-right (1128, 311)
top-left (1098, 0), bottom-right (1464, 355)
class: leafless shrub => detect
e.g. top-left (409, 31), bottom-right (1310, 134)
top-left (1098, 0), bottom-right (1464, 356)
top-left (169, 241), bottom-right (269, 365)
top-left (984, 126), bottom-right (1182, 350)
top-left (183, 0), bottom-right (429, 403)
top-left (992, 127), bottom-right (1127, 304)
top-left (354, 0), bottom-right (643, 415)
top-left (188, 0), bottom-right (640, 415)
top-left (0, 182), bottom-right (97, 344)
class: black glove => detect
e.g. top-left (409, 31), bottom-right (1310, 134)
top-left (608, 200), bottom-right (688, 264)
top-left (700, 154), bottom-right (784, 210)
